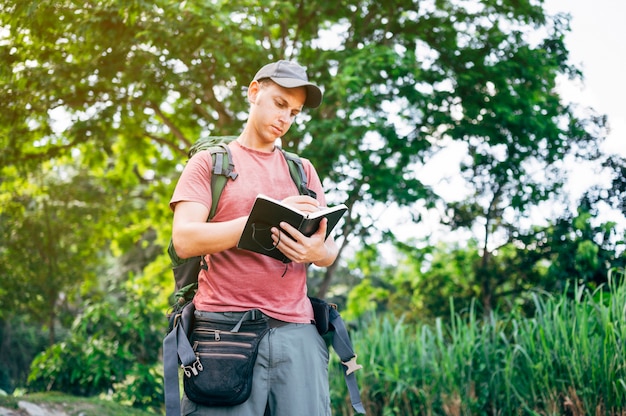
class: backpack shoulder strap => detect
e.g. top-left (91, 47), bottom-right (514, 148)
top-left (208, 143), bottom-right (238, 220)
top-left (280, 148), bottom-right (317, 199)
top-left (209, 146), bottom-right (314, 219)
top-left (208, 144), bottom-right (317, 204)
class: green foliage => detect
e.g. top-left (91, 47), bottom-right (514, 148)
top-left (598, 155), bottom-right (626, 217)
top-left (111, 363), bottom-right (164, 410)
top-left (0, 316), bottom-right (49, 393)
top-left (393, 240), bottom-right (483, 320)
top-left (2, 0), bottom-right (615, 305)
top-left (506, 282), bottom-right (626, 414)
top-left (524, 207), bottom-right (626, 295)
top-left (346, 209), bottom-right (626, 323)
top-left (343, 245), bottom-right (393, 320)
top-left (331, 272), bottom-right (626, 415)
top-left (0, 165), bottom-right (116, 342)
top-left (345, 239), bottom-right (513, 322)
top-left (27, 294), bottom-right (164, 412)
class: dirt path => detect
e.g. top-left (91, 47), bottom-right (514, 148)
top-left (0, 401), bottom-right (70, 416)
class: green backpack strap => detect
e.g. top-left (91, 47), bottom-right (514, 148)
top-left (210, 145), bottom-right (316, 210)
top-left (188, 136), bottom-right (239, 220)
top-left (208, 143), bottom-right (238, 220)
top-left (280, 148), bottom-right (317, 199)
top-left (209, 146), bottom-right (315, 218)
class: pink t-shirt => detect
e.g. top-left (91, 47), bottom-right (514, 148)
top-left (170, 141), bottom-right (326, 323)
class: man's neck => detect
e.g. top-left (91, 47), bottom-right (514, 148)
top-left (236, 131), bottom-right (277, 152)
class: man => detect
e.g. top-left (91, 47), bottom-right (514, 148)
top-left (170, 60), bottom-right (337, 415)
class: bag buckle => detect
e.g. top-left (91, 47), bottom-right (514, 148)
top-left (341, 354), bottom-right (363, 376)
top-left (182, 356), bottom-right (204, 377)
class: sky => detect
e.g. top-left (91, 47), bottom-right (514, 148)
top-left (542, 0), bottom-right (625, 221)
top-left (544, 0), bottom-right (625, 158)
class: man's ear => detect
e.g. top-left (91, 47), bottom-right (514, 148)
top-left (247, 80), bottom-right (260, 104)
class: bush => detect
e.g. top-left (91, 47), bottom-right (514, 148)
top-left (27, 295), bottom-right (164, 412)
top-left (0, 315), bottom-right (48, 394)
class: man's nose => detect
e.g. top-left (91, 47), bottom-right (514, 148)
top-left (278, 109), bottom-right (291, 124)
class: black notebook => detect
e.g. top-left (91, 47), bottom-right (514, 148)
top-left (237, 194), bottom-right (348, 263)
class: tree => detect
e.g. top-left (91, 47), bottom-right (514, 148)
top-left (0, 166), bottom-right (115, 343)
top-left (0, 163), bottom-right (119, 389)
top-left (1, 0), bottom-right (610, 306)
top-left (530, 206), bottom-right (626, 294)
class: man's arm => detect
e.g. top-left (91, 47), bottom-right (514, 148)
top-left (171, 200), bottom-right (248, 259)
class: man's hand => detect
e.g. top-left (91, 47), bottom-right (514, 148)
top-left (272, 195), bottom-right (339, 266)
top-left (281, 195), bottom-right (322, 214)
top-left (271, 218), bottom-right (331, 265)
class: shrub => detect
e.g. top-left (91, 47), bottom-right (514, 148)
top-left (27, 295), bottom-right (164, 412)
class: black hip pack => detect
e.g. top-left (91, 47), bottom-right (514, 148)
top-left (183, 310), bottom-right (270, 407)
top-left (309, 296), bottom-right (335, 335)
top-left (163, 300), bottom-right (366, 415)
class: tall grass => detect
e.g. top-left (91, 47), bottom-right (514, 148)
top-left (329, 270), bottom-right (626, 415)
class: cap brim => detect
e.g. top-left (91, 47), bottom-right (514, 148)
top-left (270, 77), bottom-right (323, 108)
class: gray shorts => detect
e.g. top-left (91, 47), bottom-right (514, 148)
top-left (181, 313), bottom-right (331, 416)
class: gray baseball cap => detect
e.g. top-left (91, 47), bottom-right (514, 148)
top-left (253, 60), bottom-right (323, 108)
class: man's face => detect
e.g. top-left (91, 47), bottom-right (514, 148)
top-left (248, 80), bottom-right (307, 143)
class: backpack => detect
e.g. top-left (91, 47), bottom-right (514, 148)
top-left (167, 136), bottom-right (317, 314)
top-left (163, 136), bottom-right (365, 415)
